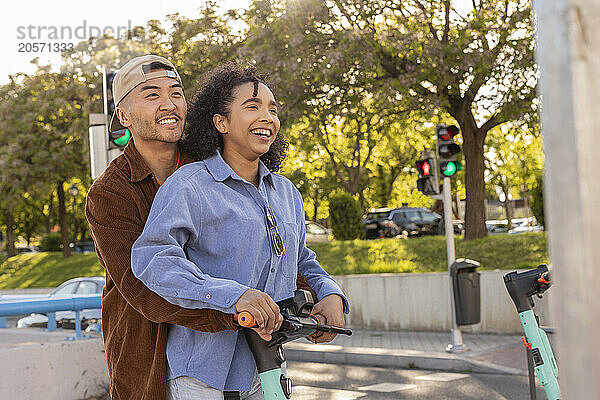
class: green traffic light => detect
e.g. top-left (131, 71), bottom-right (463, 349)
top-left (442, 161), bottom-right (457, 176)
top-left (113, 129), bottom-right (131, 147)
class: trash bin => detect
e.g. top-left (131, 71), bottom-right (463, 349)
top-left (450, 258), bottom-right (481, 325)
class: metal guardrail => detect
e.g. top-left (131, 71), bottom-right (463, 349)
top-left (0, 294), bottom-right (102, 339)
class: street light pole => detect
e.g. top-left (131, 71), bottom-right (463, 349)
top-left (443, 177), bottom-right (467, 353)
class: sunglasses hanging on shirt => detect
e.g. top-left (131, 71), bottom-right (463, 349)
top-left (264, 205), bottom-right (285, 257)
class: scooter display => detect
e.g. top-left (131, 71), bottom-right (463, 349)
top-left (504, 265), bottom-right (561, 400)
top-left (237, 289), bottom-right (352, 399)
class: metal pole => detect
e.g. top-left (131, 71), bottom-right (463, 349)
top-left (443, 177), bottom-right (467, 353)
top-left (72, 196), bottom-right (76, 245)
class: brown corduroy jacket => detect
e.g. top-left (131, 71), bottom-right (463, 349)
top-left (85, 141), bottom-right (317, 400)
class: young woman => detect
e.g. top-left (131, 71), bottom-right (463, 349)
top-left (131, 63), bottom-right (348, 399)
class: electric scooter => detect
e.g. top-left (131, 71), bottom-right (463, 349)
top-left (236, 289), bottom-right (352, 399)
top-left (504, 265), bottom-right (561, 400)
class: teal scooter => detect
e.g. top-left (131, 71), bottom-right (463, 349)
top-left (504, 265), bottom-right (561, 400)
top-left (237, 290), bottom-right (352, 399)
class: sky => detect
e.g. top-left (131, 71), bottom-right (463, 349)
top-left (0, 0), bottom-right (251, 83)
top-left (2, 0), bottom-right (474, 84)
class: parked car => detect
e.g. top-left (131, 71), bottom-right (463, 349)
top-left (305, 221), bottom-right (331, 243)
top-left (486, 220), bottom-right (509, 234)
top-left (15, 245), bottom-right (40, 254)
top-left (70, 241), bottom-right (96, 253)
top-left (509, 217), bottom-right (544, 234)
top-left (16, 276), bottom-right (105, 329)
top-left (363, 207), bottom-right (442, 239)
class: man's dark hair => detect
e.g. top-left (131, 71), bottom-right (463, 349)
top-left (181, 62), bottom-right (288, 171)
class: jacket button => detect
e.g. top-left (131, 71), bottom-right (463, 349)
top-left (270, 268), bottom-right (275, 273)
top-left (173, 291), bottom-right (178, 296)
top-left (205, 294), bottom-right (211, 300)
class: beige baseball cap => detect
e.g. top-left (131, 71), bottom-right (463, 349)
top-left (109, 55), bottom-right (183, 132)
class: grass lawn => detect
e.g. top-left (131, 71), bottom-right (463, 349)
top-left (0, 252), bottom-right (103, 290)
top-left (309, 232), bottom-right (548, 275)
top-left (0, 232), bottom-right (548, 289)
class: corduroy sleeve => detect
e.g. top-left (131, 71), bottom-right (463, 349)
top-left (85, 182), bottom-right (238, 332)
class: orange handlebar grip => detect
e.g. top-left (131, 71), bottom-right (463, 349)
top-left (538, 272), bottom-right (551, 284)
top-left (238, 311), bottom-right (256, 328)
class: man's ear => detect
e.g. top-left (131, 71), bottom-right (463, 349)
top-left (213, 114), bottom-right (228, 134)
top-left (116, 106), bottom-right (132, 129)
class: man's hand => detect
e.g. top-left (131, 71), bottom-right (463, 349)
top-left (235, 288), bottom-right (283, 340)
top-left (308, 294), bottom-right (344, 343)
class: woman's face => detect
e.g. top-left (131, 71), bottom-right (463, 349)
top-left (214, 81), bottom-right (280, 163)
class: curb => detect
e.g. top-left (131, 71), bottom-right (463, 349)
top-left (284, 342), bottom-right (525, 376)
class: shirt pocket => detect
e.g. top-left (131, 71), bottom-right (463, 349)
top-left (199, 216), bottom-right (268, 283)
top-left (281, 221), bottom-right (300, 278)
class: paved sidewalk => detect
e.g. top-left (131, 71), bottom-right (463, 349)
top-left (285, 328), bottom-right (534, 376)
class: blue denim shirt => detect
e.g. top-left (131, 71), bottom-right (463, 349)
top-left (131, 151), bottom-right (349, 391)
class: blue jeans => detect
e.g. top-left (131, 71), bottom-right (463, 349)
top-left (166, 372), bottom-right (263, 400)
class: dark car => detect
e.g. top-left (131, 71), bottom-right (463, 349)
top-left (69, 241), bottom-right (96, 253)
top-left (363, 207), bottom-right (442, 239)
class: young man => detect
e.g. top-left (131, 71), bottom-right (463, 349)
top-left (85, 55), bottom-right (321, 400)
top-left (131, 63), bottom-right (348, 399)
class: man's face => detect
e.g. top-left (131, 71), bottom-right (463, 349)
top-left (116, 75), bottom-right (186, 144)
top-left (217, 82), bottom-right (280, 161)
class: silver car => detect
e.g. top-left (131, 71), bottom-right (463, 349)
top-left (305, 221), bottom-right (331, 243)
top-left (15, 276), bottom-right (105, 329)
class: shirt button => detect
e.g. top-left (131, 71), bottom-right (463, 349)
top-left (205, 294), bottom-right (211, 300)
top-left (225, 299), bottom-right (230, 304)
top-left (173, 291), bottom-right (178, 296)
top-left (270, 268), bottom-right (275, 273)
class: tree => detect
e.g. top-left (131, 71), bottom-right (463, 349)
top-left (244, 0), bottom-right (537, 239)
top-left (485, 123), bottom-right (543, 229)
top-left (529, 172), bottom-right (544, 227)
top-left (329, 192), bottom-right (363, 239)
top-left (0, 66), bottom-right (93, 257)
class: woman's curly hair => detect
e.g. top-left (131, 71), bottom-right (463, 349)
top-left (181, 62), bottom-right (288, 172)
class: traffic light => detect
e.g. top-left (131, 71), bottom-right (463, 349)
top-left (436, 124), bottom-right (462, 177)
top-left (103, 69), bottom-right (131, 150)
top-left (416, 155), bottom-right (440, 195)
top-left (109, 128), bottom-right (131, 149)
top-left (103, 70), bottom-right (117, 124)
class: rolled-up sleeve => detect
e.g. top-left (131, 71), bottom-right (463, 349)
top-left (132, 175), bottom-right (249, 314)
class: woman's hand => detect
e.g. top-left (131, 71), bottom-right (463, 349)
top-left (235, 288), bottom-right (283, 339)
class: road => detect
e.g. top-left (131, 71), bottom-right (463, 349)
top-left (287, 361), bottom-right (547, 400)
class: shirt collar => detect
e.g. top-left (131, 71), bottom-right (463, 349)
top-left (123, 140), bottom-right (153, 183)
top-left (204, 150), bottom-right (275, 189)
top-left (123, 139), bottom-right (190, 183)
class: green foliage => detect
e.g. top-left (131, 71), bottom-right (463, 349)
top-left (309, 233), bottom-right (548, 276)
top-left (485, 124), bottom-right (544, 213)
top-left (328, 193), bottom-right (363, 240)
top-left (40, 233), bottom-right (63, 252)
top-left (530, 174), bottom-right (545, 227)
top-left (0, 252), bottom-right (103, 289)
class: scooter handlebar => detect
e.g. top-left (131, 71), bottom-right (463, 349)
top-left (236, 311), bottom-right (352, 340)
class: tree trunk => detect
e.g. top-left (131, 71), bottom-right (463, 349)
top-left (462, 126), bottom-right (488, 240)
top-left (47, 192), bottom-right (54, 234)
top-left (312, 189), bottom-right (319, 222)
top-left (4, 211), bottom-right (16, 257)
top-left (57, 181), bottom-right (71, 258)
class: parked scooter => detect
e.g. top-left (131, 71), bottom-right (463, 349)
top-left (504, 265), bottom-right (561, 400)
